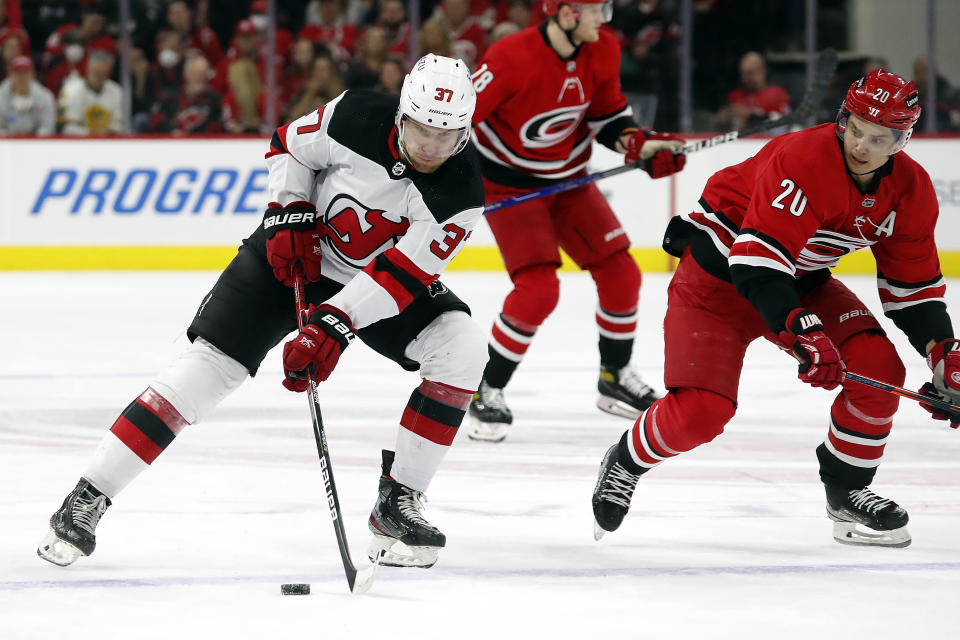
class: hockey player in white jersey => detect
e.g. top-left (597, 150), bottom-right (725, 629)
top-left (38, 55), bottom-right (486, 570)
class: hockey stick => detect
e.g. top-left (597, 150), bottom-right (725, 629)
top-left (483, 48), bottom-right (839, 214)
top-left (845, 371), bottom-right (960, 421)
top-left (291, 271), bottom-right (381, 594)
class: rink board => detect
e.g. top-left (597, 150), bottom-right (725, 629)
top-left (1, 135), bottom-right (959, 273)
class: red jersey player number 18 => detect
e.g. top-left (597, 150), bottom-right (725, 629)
top-left (465, 0), bottom-right (687, 443)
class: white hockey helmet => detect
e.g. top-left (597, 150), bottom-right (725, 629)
top-left (396, 54), bottom-right (476, 158)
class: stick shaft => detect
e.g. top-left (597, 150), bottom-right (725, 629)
top-left (292, 274), bottom-right (360, 591)
top-left (845, 371), bottom-right (960, 414)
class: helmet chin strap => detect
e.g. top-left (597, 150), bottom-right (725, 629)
top-left (552, 15), bottom-right (581, 49)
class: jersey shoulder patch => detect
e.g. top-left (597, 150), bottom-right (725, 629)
top-left (411, 143), bottom-right (485, 223)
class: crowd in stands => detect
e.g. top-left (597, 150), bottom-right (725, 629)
top-left (1, 0), bottom-right (958, 137)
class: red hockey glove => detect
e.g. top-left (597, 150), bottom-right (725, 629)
top-left (262, 201), bottom-right (324, 287)
top-left (623, 130), bottom-right (687, 179)
top-left (281, 304), bottom-right (356, 392)
top-left (777, 308), bottom-right (846, 390)
top-left (919, 339), bottom-right (960, 428)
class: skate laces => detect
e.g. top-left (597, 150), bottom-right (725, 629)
top-left (72, 490), bottom-right (108, 535)
top-left (615, 366), bottom-right (654, 397)
top-left (397, 488), bottom-right (434, 529)
top-left (600, 463), bottom-right (640, 509)
top-left (848, 488), bottom-right (892, 514)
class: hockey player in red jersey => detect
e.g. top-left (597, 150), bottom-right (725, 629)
top-left (466, 0), bottom-right (687, 442)
top-left (38, 55), bottom-right (487, 570)
top-left (592, 69), bottom-right (960, 548)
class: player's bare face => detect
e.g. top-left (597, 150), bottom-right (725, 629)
top-left (843, 114), bottom-right (898, 175)
top-left (571, 4), bottom-right (605, 43)
top-left (401, 120), bottom-right (462, 173)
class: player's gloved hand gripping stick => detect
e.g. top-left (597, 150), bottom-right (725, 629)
top-left (484, 48), bottom-right (839, 214)
top-left (289, 267), bottom-right (381, 594)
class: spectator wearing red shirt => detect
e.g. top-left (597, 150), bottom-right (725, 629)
top-left (248, 0), bottom-right (294, 66)
top-left (155, 0), bottom-right (223, 69)
top-left (283, 38), bottom-right (319, 103)
top-left (219, 20), bottom-right (282, 133)
top-left (41, 28), bottom-right (85, 96)
top-left (0, 0), bottom-right (29, 55)
top-left (44, 2), bottom-right (115, 60)
top-left (148, 55), bottom-right (222, 135)
top-left (299, 0), bottom-right (357, 61)
top-left (377, 0), bottom-right (410, 58)
top-left (433, 0), bottom-right (488, 69)
top-left (716, 51), bottom-right (791, 131)
top-left (212, 19), bottom-right (261, 94)
top-left (0, 22), bottom-right (25, 77)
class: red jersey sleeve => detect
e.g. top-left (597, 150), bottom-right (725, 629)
top-left (872, 166), bottom-right (945, 313)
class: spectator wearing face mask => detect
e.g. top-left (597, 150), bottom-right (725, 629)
top-left (154, 30), bottom-right (186, 93)
top-left (248, 0), bottom-right (294, 66)
top-left (58, 49), bottom-right (125, 135)
top-left (43, 2), bottom-right (116, 61)
top-left (0, 54), bottom-right (56, 135)
top-left (42, 28), bottom-right (86, 96)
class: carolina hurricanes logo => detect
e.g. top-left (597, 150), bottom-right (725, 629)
top-left (519, 104), bottom-right (589, 149)
top-left (323, 194), bottom-right (410, 267)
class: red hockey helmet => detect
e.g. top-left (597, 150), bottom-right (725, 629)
top-left (836, 69), bottom-right (921, 153)
top-left (543, 1), bottom-right (613, 23)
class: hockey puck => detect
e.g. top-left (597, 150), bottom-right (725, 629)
top-left (281, 583), bottom-right (310, 595)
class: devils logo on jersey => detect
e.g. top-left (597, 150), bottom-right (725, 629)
top-left (520, 104), bottom-right (589, 148)
top-left (323, 194), bottom-right (410, 268)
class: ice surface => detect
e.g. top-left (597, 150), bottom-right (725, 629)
top-left (1, 270), bottom-right (958, 639)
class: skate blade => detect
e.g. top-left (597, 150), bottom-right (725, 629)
top-left (37, 529), bottom-right (85, 567)
top-left (593, 521), bottom-right (607, 541)
top-left (465, 415), bottom-right (510, 443)
top-left (350, 550), bottom-right (382, 594)
top-left (831, 521), bottom-right (912, 548)
top-left (596, 396), bottom-right (643, 420)
top-left (367, 534), bottom-right (440, 568)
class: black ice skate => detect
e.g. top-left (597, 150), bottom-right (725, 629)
top-left (37, 479), bottom-right (112, 566)
top-left (466, 380), bottom-right (513, 442)
top-left (597, 364), bottom-right (659, 419)
top-left (592, 444), bottom-right (645, 540)
top-left (367, 450), bottom-right (446, 568)
top-left (825, 485), bottom-right (911, 548)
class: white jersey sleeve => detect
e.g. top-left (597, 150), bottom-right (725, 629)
top-left (265, 92), bottom-right (346, 205)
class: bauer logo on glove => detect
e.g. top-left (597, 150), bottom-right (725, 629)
top-left (319, 313), bottom-right (356, 343)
